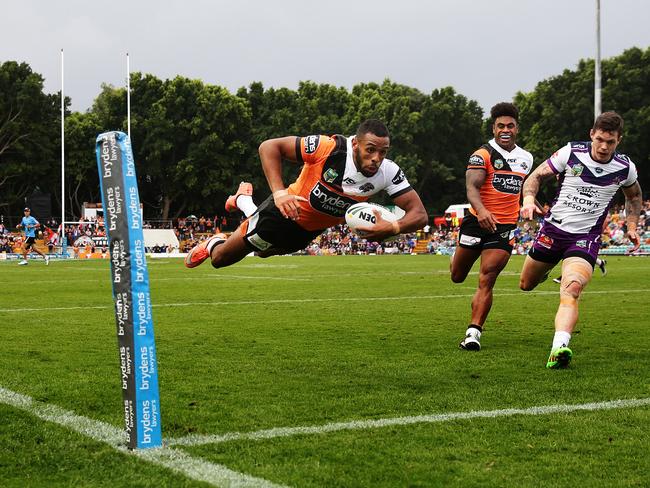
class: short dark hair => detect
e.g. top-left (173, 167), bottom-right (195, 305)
top-left (490, 102), bottom-right (519, 123)
top-left (593, 111), bottom-right (624, 136)
top-left (356, 119), bottom-right (389, 139)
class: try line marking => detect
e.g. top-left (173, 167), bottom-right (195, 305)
top-left (1, 288), bottom-right (648, 313)
top-left (167, 397), bottom-right (650, 447)
top-left (2, 386), bottom-right (648, 485)
top-left (0, 386), bottom-right (286, 488)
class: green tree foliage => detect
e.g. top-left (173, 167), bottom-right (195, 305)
top-left (64, 111), bottom-right (103, 216)
top-left (516, 46), bottom-right (650, 200)
top-left (127, 74), bottom-right (251, 219)
top-left (0, 61), bottom-right (59, 217)
top-left (2, 49), bottom-right (648, 223)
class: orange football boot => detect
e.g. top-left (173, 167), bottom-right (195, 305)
top-left (225, 182), bottom-right (253, 213)
top-left (184, 234), bottom-right (226, 268)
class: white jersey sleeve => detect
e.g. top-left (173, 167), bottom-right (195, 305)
top-left (621, 158), bottom-right (638, 187)
top-left (547, 143), bottom-right (572, 174)
top-left (381, 160), bottom-right (412, 197)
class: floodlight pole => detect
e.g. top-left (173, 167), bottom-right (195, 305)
top-left (594, 0), bottom-right (602, 119)
top-left (127, 52), bottom-right (131, 139)
top-left (60, 49), bottom-right (66, 242)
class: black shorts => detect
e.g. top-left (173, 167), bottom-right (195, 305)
top-left (457, 213), bottom-right (516, 252)
top-left (242, 196), bottom-right (322, 254)
top-left (24, 236), bottom-right (36, 248)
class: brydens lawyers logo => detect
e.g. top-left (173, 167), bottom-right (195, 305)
top-left (492, 173), bottom-right (523, 194)
top-left (469, 154), bottom-right (485, 166)
top-left (309, 181), bottom-right (357, 217)
top-left (304, 135), bottom-right (320, 154)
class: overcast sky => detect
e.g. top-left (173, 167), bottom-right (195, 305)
top-left (3, 0), bottom-right (650, 114)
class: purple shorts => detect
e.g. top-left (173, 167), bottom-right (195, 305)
top-left (529, 221), bottom-right (600, 267)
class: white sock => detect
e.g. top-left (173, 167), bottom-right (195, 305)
top-left (206, 236), bottom-right (226, 254)
top-left (595, 257), bottom-right (603, 266)
top-left (466, 326), bottom-right (481, 341)
top-left (237, 195), bottom-right (257, 218)
top-left (552, 331), bottom-right (571, 349)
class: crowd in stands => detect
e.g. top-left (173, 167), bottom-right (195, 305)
top-left (2, 200), bottom-right (648, 256)
top-left (177, 200), bottom-right (650, 256)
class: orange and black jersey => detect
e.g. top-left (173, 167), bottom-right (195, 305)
top-left (467, 139), bottom-right (533, 225)
top-left (286, 134), bottom-right (413, 231)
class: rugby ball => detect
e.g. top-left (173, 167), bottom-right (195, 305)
top-left (345, 202), bottom-right (398, 234)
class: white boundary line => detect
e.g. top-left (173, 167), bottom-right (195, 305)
top-left (167, 397), bottom-right (650, 447)
top-left (1, 288), bottom-right (648, 313)
top-left (0, 386), bottom-right (286, 488)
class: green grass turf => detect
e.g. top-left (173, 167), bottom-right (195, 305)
top-left (0, 255), bottom-right (648, 487)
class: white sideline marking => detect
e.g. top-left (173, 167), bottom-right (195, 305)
top-left (0, 386), bottom-right (287, 488)
top-left (7, 274), bottom-right (311, 285)
top-left (168, 397), bottom-right (650, 447)
top-left (0, 288), bottom-right (648, 313)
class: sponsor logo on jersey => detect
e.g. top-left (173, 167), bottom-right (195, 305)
top-left (343, 177), bottom-right (356, 184)
top-left (359, 183), bottom-right (375, 193)
top-left (494, 159), bottom-right (504, 169)
top-left (577, 186), bottom-right (597, 198)
top-left (594, 167), bottom-right (603, 174)
top-left (392, 169), bottom-right (406, 185)
top-left (468, 154), bottom-right (485, 167)
top-left (323, 168), bottom-right (338, 183)
top-left (492, 173), bottom-right (523, 194)
top-left (309, 181), bottom-right (358, 217)
top-left (304, 135), bottom-right (320, 154)
top-left (571, 163), bottom-right (584, 176)
top-left (538, 234), bottom-right (554, 249)
top-left (521, 161), bottom-right (528, 171)
top-left (573, 143), bottom-right (587, 149)
top-left (459, 234), bottom-right (481, 246)
top-left (576, 239), bottom-right (587, 248)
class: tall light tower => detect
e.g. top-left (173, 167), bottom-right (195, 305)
top-left (594, 0), bottom-right (602, 119)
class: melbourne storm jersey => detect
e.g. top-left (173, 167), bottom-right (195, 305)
top-left (287, 134), bottom-right (413, 231)
top-left (545, 142), bottom-right (638, 234)
top-left (467, 139), bottom-right (533, 225)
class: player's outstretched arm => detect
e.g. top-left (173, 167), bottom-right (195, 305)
top-left (259, 137), bottom-right (305, 220)
top-left (622, 181), bottom-right (643, 252)
top-left (521, 162), bottom-right (555, 220)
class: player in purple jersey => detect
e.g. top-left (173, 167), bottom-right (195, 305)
top-left (518, 112), bottom-right (642, 369)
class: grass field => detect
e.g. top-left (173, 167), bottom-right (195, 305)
top-left (1, 254), bottom-right (649, 487)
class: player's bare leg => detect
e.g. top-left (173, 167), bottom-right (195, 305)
top-left (459, 248), bottom-right (510, 351)
top-left (470, 249), bottom-right (511, 325)
top-left (519, 255), bottom-right (557, 291)
top-left (32, 243), bottom-right (49, 264)
top-left (450, 246), bottom-right (481, 283)
top-left (209, 227), bottom-right (254, 268)
top-left (546, 257), bottom-right (593, 368)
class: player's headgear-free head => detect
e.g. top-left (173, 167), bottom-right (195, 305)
top-left (490, 102), bottom-right (519, 123)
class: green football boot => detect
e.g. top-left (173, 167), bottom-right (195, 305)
top-left (546, 347), bottom-right (573, 369)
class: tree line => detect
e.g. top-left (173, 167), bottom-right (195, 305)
top-left (1, 46), bottom-right (648, 223)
